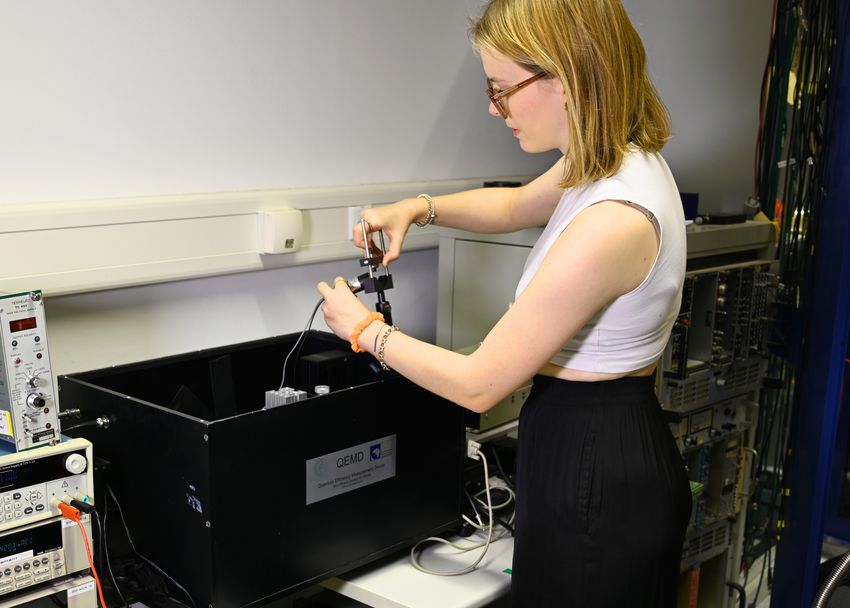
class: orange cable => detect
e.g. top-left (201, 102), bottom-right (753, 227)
top-left (74, 518), bottom-right (108, 608)
top-left (58, 502), bottom-right (108, 608)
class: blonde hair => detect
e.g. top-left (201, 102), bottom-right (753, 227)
top-left (470, 0), bottom-right (671, 188)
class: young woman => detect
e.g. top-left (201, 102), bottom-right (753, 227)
top-left (317, 0), bottom-right (692, 605)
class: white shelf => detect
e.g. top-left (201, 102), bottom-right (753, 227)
top-left (322, 536), bottom-right (513, 608)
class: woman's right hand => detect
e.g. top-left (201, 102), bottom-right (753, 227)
top-left (353, 197), bottom-right (428, 266)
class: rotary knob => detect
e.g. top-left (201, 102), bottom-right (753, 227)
top-left (26, 394), bottom-right (46, 409)
top-left (64, 454), bottom-right (87, 475)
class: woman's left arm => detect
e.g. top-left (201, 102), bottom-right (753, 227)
top-left (317, 201), bottom-right (658, 412)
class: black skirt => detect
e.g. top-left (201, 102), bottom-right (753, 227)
top-left (511, 375), bottom-right (692, 607)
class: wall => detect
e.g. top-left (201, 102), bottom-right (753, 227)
top-left (624, 0), bottom-right (772, 213)
top-left (0, 0), bottom-right (549, 203)
top-left (0, 1), bottom-right (771, 378)
top-left (45, 250), bottom-right (439, 373)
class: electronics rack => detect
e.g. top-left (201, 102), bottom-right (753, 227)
top-left (436, 220), bottom-right (776, 608)
top-left (658, 230), bottom-right (776, 608)
top-left (0, 291), bottom-right (96, 608)
top-left (0, 574), bottom-right (97, 608)
top-left (0, 291), bottom-right (61, 451)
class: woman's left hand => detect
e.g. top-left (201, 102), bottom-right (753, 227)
top-left (317, 277), bottom-right (372, 342)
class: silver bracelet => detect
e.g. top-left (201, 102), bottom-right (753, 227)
top-left (414, 193), bottom-right (437, 227)
top-left (377, 325), bottom-right (400, 370)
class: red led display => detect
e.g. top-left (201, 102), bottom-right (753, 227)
top-left (9, 317), bottom-right (37, 333)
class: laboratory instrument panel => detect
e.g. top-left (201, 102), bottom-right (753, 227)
top-left (657, 258), bottom-right (776, 607)
top-left (0, 437), bottom-right (93, 532)
top-left (0, 291), bottom-right (60, 451)
top-left (0, 434), bottom-right (94, 607)
top-left (0, 574), bottom-right (96, 608)
top-left (659, 261), bottom-right (777, 408)
top-left (0, 515), bottom-right (92, 596)
top-left (0, 291), bottom-right (101, 605)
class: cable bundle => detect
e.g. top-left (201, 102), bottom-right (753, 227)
top-left (744, 0), bottom-right (842, 595)
top-left (409, 443), bottom-right (515, 576)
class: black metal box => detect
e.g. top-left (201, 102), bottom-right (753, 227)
top-left (58, 331), bottom-right (464, 608)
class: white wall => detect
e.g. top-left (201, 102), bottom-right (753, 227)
top-left (623, 0), bottom-right (772, 213)
top-left (0, 1), bottom-right (771, 379)
top-left (0, 1), bottom-right (769, 209)
top-left (0, 0), bottom-right (552, 203)
top-left (45, 249), bottom-right (438, 374)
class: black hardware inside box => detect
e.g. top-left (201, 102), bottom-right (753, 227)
top-left (58, 330), bottom-right (464, 608)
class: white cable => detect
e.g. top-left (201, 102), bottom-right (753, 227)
top-left (410, 447), bottom-right (499, 576)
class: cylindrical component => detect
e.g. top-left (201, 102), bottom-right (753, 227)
top-left (73, 492), bottom-right (93, 504)
top-left (26, 394), bottom-right (46, 408)
top-left (64, 453), bottom-right (88, 475)
top-left (314, 385), bottom-right (330, 395)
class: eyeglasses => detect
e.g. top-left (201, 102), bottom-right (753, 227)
top-left (486, 72), bottom-right (546, 119)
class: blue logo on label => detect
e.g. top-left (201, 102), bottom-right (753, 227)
top-left (370, 444), bottom-right (381, 461)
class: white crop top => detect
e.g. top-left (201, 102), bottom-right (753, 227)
top-left (514, 148), bottom-right (686, 373)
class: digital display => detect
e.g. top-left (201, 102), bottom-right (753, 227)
top-left (0, 468), bottom-right (19, 487)
top-left (9, 317), bottom-right (37, 333)
top-left (0, 521), bottom-right (61, 559)
top-left (0, 451), bottom-right (85, 492)
top-left (0, 535), bottom-right (34, 557)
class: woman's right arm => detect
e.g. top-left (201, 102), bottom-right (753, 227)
top-left (357, 156), bottom-right (566, 265)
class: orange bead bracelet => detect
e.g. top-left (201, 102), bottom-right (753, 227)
top-left (350, 312), bottom-right (384, 353)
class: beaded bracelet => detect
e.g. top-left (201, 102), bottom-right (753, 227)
top-left (350, 312), bottom-right (384, 353)
top-left (414, 193), bottom-right (437, 227)
top-left (376, 325), bottom-right (400, 370)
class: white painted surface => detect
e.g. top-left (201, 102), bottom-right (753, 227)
top-left (0, 1), bottom-right (768, 212)
top-left (0, 1), bottom-right (771, 380)
top-left (45, 248), bottom-right (438, 376)
top-left (624, 0), bottom-right (772, 212)
top-left (0, 1), bottom-right (553, 204)
top-left (0, 176), bottom-right (528, 296)
top-left (323, 535), bottom-right (514, 608)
